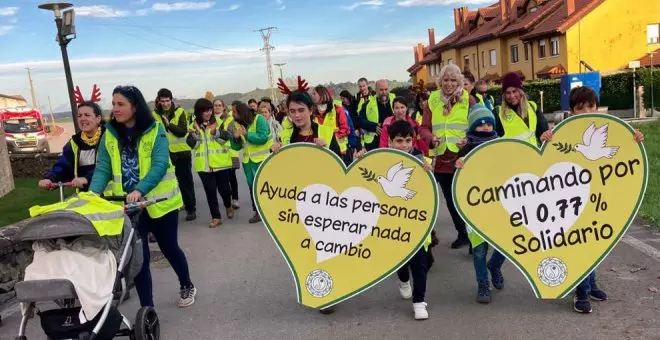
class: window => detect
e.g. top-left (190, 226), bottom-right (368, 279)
top-left (464, 55), bottom-right (470, 71)
top-left (511, 45), bottom-right (519, 63)
top-left (551, 37), bottom-right (559, 56)
top-left (524, 43), bottom-right (529, 61)
top-left (481, 51), bottom-right (485, 68)
top-left (489, 49), bottom-right (497, 66)
top-left (539, 40), bottom-right (546, 58)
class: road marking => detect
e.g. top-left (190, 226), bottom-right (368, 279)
top-left (622, 235), bottom-right (660, 263)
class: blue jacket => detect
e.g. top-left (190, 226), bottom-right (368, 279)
top-left (89, 122), bottom-right (170, 195)
top-left (342, 106), bottom-right (360, 148)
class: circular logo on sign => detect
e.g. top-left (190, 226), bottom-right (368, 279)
top-left (305, 269), bottom-right (333, 298)
top-left (537, 257), bottom-right (567, 287)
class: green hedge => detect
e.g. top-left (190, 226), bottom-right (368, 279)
top-left (486, 67), bottom-right (660, 113)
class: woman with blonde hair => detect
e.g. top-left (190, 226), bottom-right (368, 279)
top-left (420, 63), bottom-right (475, 250)
top-left (494, 72), bottom-right (551, 146)
top-left (258, 101), bottom-right (283, 144)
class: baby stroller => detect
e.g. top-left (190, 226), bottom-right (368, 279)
top-left (13, 185), bottom-right (163, 340)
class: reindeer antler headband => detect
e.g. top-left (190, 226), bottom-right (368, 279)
top-left (277, 76), bottom-right (309, 95)
top-left (74, 84), bottom-right (102, 105)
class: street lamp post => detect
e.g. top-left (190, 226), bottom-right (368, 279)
top-left (38, 2), bottom-right (79, 133)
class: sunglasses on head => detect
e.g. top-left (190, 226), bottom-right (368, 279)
top-left (113, 85), bottom-right (137, 93)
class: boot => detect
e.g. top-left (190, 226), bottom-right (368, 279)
top-left (476, 281), bottom-right (491, 304)
top-left (185, 210), bottom-right (197, 221)
top-left (226, 207), bottom-right (234, 219)
top-left (209, 219), bottom-right (222, 228)
top-left (451, 232), bottom-right (469, 249)
top-left (249, 213), bottom-right (261, 224)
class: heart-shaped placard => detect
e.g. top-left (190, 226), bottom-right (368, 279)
top-left (453, 114), bottom-right (648, 298)
top-left (254, 144), bottom-right (438, 309)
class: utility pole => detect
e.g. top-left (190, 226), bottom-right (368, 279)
top-left (274, 63), bottom-right (286, 80)
top-left (26, 67), bottom-right (39, 109)
top-left (255, 27), bottom-right (277, 101)
top-left (47, 96), bottom-right (57, 131)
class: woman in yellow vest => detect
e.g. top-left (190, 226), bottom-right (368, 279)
top-left (229, 102), bottom-right (273, 224)
top-left (39, 101), bottom-right (105, 192)
top-left (419, 64), bottom-right (475, 250)
top-left (213, 99), bottom-right (240, 209)
top-left (493, 72), bottom-right (552, 146)
top-left (310, 85), bottom-right (351, 156)
top-left (190, 98), bottom-right (235, 228)
top-left (89, 85), bottom-right (196, 309)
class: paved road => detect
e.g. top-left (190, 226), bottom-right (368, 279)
top-left (2, 170), bottom-right (659, 340)
top-left (47, 122), bottom-right (75, 153)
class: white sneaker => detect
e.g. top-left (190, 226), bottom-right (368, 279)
top-left (413, 302), bottom-right (428, 320)
top-left (399, 281), bottom-right (412, 299)
top-left (232, 199), bottom-right (240, 209)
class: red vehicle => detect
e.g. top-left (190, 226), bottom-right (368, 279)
top-left (0, 108), bottom-right (51, 153)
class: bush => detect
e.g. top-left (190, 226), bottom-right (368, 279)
top-left (485, 67), bottom-right (660, 113)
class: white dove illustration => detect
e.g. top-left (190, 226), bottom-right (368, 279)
top-left (574, 123), bottom-right (619, 161)
top-left (376, 161), bottom-right (417, 200)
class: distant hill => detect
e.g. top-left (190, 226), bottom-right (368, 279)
top-left (149, 80), bottom-right (412, 111)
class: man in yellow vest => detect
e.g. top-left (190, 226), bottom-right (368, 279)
top-left (153, 88), bottom-right (196, 221)
top-left (356, 79), bottom-right (395, 151)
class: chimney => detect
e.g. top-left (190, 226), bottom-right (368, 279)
top-left (428, 28), bottom-right (436, 46)
top-left (454, 8), bottom-right (461, 32)
top-left (510, 0), bottom-right (518, 21)
top-left (461, 7), bottom-right (470, 36)
top-left (415, 43), bottom-right (425, 63)
top-left (500, 0), bottom-right (509, 22)
top-left (565, 0), bottom-right (575, 16)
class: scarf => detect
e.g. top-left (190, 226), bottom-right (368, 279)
top-left (440, 83), bottom-right (465, 116)
top-left (466, 130), bottom-right (498, 146)
top-left (80, 127), bottom-right (102, 146)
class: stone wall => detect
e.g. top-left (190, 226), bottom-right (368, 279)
top-left (10, 153), bottom-right (61, 178)
top-left (0, 127), bottom-right (15, 197)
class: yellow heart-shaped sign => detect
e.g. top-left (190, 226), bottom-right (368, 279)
top-left (453, 114), bottom-right (648, 298)
top-left (254, 144), bottom-right (438, 309)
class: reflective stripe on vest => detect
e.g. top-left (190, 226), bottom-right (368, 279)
top-left (191, 119), bottom-right (232, 173)
top-left (428, 90), bottom-right (469, 156)
top-left (105, 123), bottom-right (183, 218)
top-left (364, 93), bottom-right (395, 144)
top-left (500, 102), bottom-right (538, 147)
top-left (153, 108), bottom-right (191, 153)
top-left (29, 192), bottom-right (125, 236)
top-left (242, 115), bottom-right (273, 163)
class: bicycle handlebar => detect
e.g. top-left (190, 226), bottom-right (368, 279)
top-left (47, 182), bottom-right (73, 190)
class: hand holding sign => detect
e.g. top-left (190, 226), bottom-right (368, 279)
top-left (453, 114), bottom-right (648, 298)
top-left (254, 144), bottom-right (438, 309)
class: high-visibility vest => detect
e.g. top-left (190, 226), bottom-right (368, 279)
top-left (280, 117), bottom-right (293, 145)
top-left (333, 99), bottom-right (343, 108)
top-left (283, 123), bottom-right (334, 147)
top-left (363, 93), bottom-right (395, 144)
top-left (357, 94), bottom-right (375, 114)
top-left (499, 101), bottom-right (538, 146)
top-left (217, 114), bottom-right (239, 159)
top-left (240, 115), bottom-right (273, 164)
top-left (29, 192), bottom-right (125, 236)
top-left (414, 111), bottom-right (423, 126)
top-left (105, 124), bottom-right (183, 219)
top-left (428, 90), bottom-right (469, 156)
top-left (152, 107), bottom-right (191, 153)
top-left (315, 106), bottom-right (348, 153)
top-left (191, 118), bottom-right (232, 173)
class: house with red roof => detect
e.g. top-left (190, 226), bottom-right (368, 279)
top-left (407, 0), bottom-right (660, 84)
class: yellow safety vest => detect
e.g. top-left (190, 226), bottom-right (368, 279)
top-left (428, 90), bottom-right (469, 156)
top-left (191, 118), bottom-right (232, 173)
top-left (357, 94), bottom-right (375, 114)
top-left (500, 102), bottom-right (538, 146)
top-left (280, 117), bottom-right (294, 145)
top-left (414, 111), bottom-right (423, 126)
top-left (29, 192), bottom-right (125, 236)
top-left (363, 93), bottom-right (395, 144)
top-left (152, 107), bottom-right (191, 153)
top-left (241, 115), bottom-right (273, 164)
top-left (217, 114), bottom-right (239, 159)
top-left (283, 124), bottom-right (334, 147)
top-left (105, 124), bottom-right (183, 219)
top-left (315, 106), bottom-right (348, 153)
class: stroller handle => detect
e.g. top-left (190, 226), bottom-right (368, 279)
top-left (124, 198), bottom-right (167, 213)
top-left (47, 181), bottom-right (73, 190)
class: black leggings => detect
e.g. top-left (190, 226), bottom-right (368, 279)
top-left (198, 170), bottom-right (232, 219)
top-left (228, 168), bottom-right (239, 200)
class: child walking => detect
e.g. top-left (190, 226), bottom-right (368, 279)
top-left (455, 104), bottom-right (506, 304)
top-left (545, 86), bottom-right (644, 313)
top-left (386, 120), bottom-right (433, 320)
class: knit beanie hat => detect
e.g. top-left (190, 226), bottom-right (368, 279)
top-left (468, 104), bottom-right (496, 132)
top-left (501, 72), bottom-right (523, 94)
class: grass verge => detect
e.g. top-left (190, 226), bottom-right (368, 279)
top-left (633, 120), bottom-right (660, 229)
top-left (0, 178), bottom-right (74, 227)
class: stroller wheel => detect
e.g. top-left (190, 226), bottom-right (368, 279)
top-left (134, 307), bottom-right (159, 340)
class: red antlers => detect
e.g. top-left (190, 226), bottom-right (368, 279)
top-left (73, 84), bottom-right (102, 104)
top-left (277, 76), bottom-right (309, 95)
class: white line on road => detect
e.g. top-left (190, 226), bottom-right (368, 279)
top-left (622, 235), bottom-right (660, 263)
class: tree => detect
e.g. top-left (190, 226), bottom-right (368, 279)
top-left (204, 91), bottom-right (215, 101)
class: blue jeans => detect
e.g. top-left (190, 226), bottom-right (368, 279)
top-left (576, 271), bottom-right (597, 294)
top-left (396, 249), bottom-right (428, 303)
top-left (472, 243), bottom-right (505, 282)
top-left (135, 209), bottom-right (193, 307)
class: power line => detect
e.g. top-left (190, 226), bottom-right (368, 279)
top-left (255, 27), bottom-right (277, 101)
